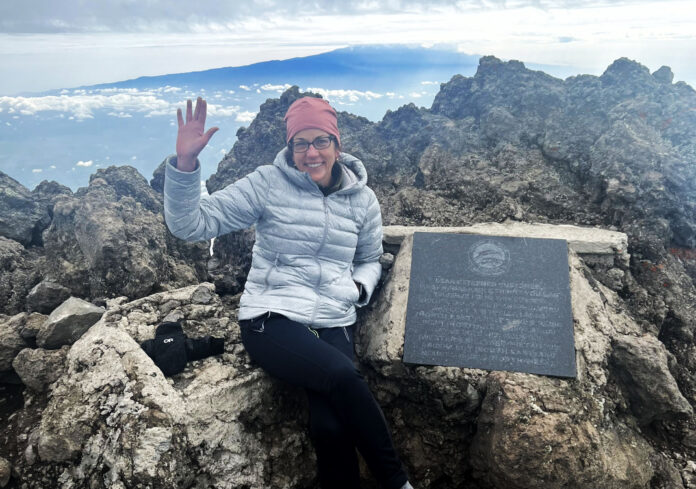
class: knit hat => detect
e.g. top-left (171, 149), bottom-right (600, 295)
top-left (284, 97), bottom-right (340, 147)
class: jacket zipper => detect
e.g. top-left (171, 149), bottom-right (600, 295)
top-left (310, 197), bottom-right (330, 324)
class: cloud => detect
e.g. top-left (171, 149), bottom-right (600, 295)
top-left (303, 87), bottom-right (383, 103)
top-left (0, 1), bottom-right (659, 33)
top-left (0, 89), bottom-right (169, 119)
top-left (236, 111), bottom-right (257, 122)
top-left (0, 87), bottom-right (250, 120)
top-left (32, 168), bottom-right (42, 173)
top-left (420, 80), bottom-right (440, 85)
top-left (76, 160), bottom-right (93, 167)
top-left (239, 85), bottom-right (251, 91)
top-left (260, 83), bottom-right (292, 92)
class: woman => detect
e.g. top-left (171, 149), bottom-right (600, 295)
top-left (164, 96), bottom-right (413, 489)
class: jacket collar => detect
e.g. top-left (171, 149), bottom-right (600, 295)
top-left (272, 148), bottom-right (367, 195)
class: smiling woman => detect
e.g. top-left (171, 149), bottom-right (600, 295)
top-left (163, 95), bottom-right (415, 489)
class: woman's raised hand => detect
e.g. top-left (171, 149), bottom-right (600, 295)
top-left (175, 97), bottom-right (219, 172)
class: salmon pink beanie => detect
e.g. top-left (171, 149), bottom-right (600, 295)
top-left (284, 97), bottom-right (340, 147)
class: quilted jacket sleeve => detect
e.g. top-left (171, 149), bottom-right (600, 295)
top-left (352, 189), bottom-right (384, 307)
top-left (164, 155), bottom-right (269, 241)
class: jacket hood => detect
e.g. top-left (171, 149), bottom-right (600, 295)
top-left (272, 148), bottom-right (368, 195)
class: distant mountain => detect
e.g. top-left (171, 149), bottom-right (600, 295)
top-left (0, 45), bottom-right (574, 191)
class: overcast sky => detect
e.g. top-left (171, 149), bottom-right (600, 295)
top-left (0, 0), bottom-right (694, 94)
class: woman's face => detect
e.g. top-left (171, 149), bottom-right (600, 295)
top-left (291, 128), bottom-right (339, 188)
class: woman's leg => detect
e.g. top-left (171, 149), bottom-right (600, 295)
top-left (309, 325), bottom-right (360, 488)
top-left (240, 315), bottom-right (408, 489)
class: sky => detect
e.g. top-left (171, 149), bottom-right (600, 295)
top-left (1, 0), bottom-right (695, 95)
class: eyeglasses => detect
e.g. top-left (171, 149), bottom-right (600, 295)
top-left (290, 135), bottom-right (335, 153)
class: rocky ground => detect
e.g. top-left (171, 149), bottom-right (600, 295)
top-left (1, 55), bottom-right (696, 488)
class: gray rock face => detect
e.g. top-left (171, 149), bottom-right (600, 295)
top-left (12, 346), bottom-right (68, 391)
top-left (41, 166), bottom-right (209, 302)
top-left (356, 225), bottom-right (671, 488)
top-left (0, 314), bottom-right (29, 372)
top-left (0, 172), bottom-right (51, 247)
top-left (0, 457), bottom-right (10, 487)
top-left (25, 280), bottom-right (71, 314)
top-left (0, 237), bottom-right (42, 315)
top-left (36, 297), bottom-right (105, 349)
top-left (27, 284), bottom-right (314, 489)
top-left (611, 334), bottom-right (693, 425)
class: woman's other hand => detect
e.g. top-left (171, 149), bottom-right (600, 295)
top-left (176, 97), bottom-right (219, 172)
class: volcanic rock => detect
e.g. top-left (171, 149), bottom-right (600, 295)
top-left (36, 297), bottom-right (105, 349)
top-left (25, 280), bottom-right (71, 314)
top-left (0, 314), bottom-right (29, 372)
top-left (12, 346), bottom-right (69, 392)
top-left (40, 165), bottom-right (209, 302)
top-left (0, 172), bottom-right (51, 247)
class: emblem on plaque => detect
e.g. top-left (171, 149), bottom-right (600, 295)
top-left (468, 239), bottom-right (511, 276)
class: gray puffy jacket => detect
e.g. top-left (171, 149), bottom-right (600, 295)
top-left (164, 148), bottom-right (383, 328)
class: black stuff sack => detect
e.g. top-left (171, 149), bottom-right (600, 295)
top-left (141, 321), bottom-right (225, 376)
top-left (141, 321), bottom-right (187, 376)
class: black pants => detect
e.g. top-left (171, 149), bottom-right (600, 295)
top-left (240, 314), bottom-right (408, 489)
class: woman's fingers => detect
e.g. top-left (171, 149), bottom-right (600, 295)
top-left (177, 108), bottom-right (184, 128)
top-left (186, 99), bottom-right (193, 123)
top-left (193, 96), bottom-right (201, 121)
top-left (199, 98), bottom-right (207, 126)
top-left (203, 126), bottom-right (219, 145)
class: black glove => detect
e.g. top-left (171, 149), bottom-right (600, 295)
top-left (141, 321), bottom-right (224, 376)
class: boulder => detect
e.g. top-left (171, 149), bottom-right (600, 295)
top-left (0, 314), bottom-right (29, 372)
top-left (356, 225), bottom-right (671, 488)
top-left (611, 333), bottom-right (693, 424)
top-left (41, 167), bottom-right (209, 302)
top-left (0, 237), bottom-right (42, 316)
top-left (31, 284), bottom-right (314, 489)
top-left (36, 297), bottom-right (105, 349)
top-left (0, 171), bottom-right (51, 247)
top-left (12, 346), bottom-right (69, 391)
top-left (25, 280), bottom-right (71, 314)
top-left (0, 457), bottom-right (10, 487)
top-left (18, 312), bottom-right (48, 342)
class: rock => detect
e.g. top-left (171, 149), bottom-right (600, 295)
top-left (379, 253), bottom-right (395, 269)
top-left (357, 227), bottom-right (660, 488)
top-left (41, 168), bottom-right (209, 302)
top-left (0, 237), bottom-right (42, 316)
top-left (653, 66), bottom-right (674, 84)
top-left (18, 312), bottom-right (47, 342)
top-left (0, 456), bottom-right (10, 487)
top-left (12, 346), bottom-right (69, 391)
top-left (33, 284), bottom-right (315, 488)
top-left (0, 171), bottom-right (51, 247)
top-left (25, 281), bottom-right (71, 314)
top-left (150, 158), bottom-right (167, 194)
top-left (0, 314), bottom-right (29, 372)
top-left (611, 334), bottom-right (693, 424)
top-left (36, 297), bottom-right (105, 349)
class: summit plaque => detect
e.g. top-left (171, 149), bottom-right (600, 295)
top-left (403, 232), bottom-right (576, 378)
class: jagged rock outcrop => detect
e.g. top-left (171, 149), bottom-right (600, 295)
top-left (9, 284), bottom-right (314, 489)
top-left (0, 173), bottom-right (51, 247)
top-left (5, 224), bottom-right (694, 488)
top-left (0, 237), bottom-right (43, 316)
top-left (41, 165), bottom-right (210, 302)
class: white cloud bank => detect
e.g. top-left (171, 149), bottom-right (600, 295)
top-left (0, 87), bottom-right (259, 120)
top-left (76, 160), bottom-right (93, 167)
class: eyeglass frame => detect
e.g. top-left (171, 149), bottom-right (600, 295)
top-left (289, 135), bottom-right (337, 154)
